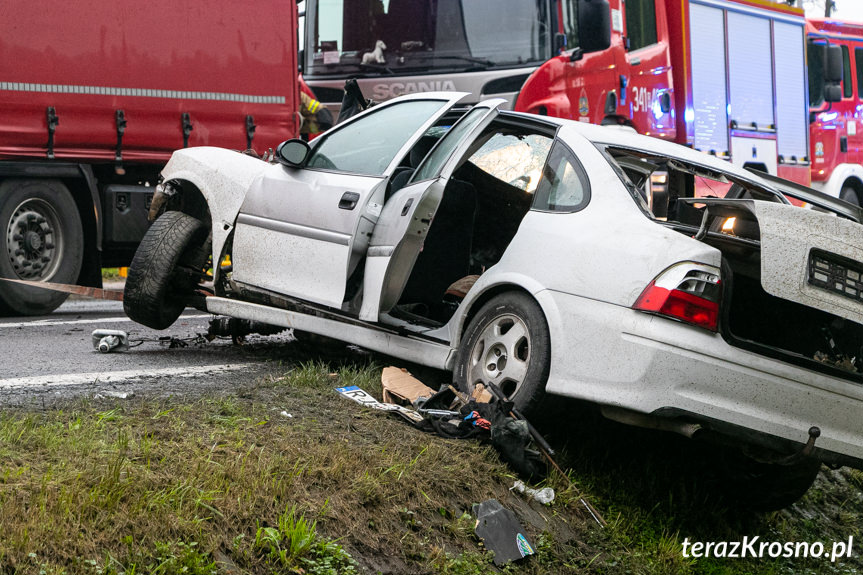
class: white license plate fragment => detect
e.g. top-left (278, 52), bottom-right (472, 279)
top-left (336, 385), bottom-right (424, 424)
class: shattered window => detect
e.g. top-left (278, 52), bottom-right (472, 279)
top-left (467, 133), bottom-right (552, 193)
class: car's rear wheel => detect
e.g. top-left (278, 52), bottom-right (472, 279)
top-left (454, 292), bottom-right (550, 416)
top-left (124, 211), bottom-right (210, 330)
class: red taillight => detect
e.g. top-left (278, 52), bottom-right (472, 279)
top-left (633, 281), bottom-right (720, 332)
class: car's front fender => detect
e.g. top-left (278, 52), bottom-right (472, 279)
top-left (160, 147), bottom-right (273, 274)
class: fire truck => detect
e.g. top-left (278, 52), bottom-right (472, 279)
top-left (0, 0), bottom-right (300, 316)
top-left (515, 0), bottom-right (813, 189)
top-left (807, 17), bottom-right (863, 206)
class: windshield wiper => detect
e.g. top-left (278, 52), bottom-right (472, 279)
top-left (416, 54), bottom-right (495, 70)
top-left (357, 62), bottom-right (395, 75)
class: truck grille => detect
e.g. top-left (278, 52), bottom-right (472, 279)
top-left (808, 249), bottom-right (863, 304)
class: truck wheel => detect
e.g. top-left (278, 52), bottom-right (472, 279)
top-left (0, 179), bottom-right (84, 316)
top-left (720, 451), bottom-right (821, 511)
top-left (454, 292), bottom-right (550, 417)
top-left (840, 186), bottom-right (861, 207)
top-left (123, 211), bottom-right (210, 330)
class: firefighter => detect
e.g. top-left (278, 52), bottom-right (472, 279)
top-left (299, 91), bottom-right (333, 140)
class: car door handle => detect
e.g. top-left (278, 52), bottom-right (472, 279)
top-left (401, 197), bottom-right (414, 216)
top-left (339, 192), bottom-right (360, 210)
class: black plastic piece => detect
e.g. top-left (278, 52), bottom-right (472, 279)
top-left (115, 109), bottom-right (127, 162)
top-left (181, 113), bottom-right (193, 148)
top-left (473, 500), bottom-right (535, 565)
top-left (246, 115), bottom-right (256, 150)
top-left (46, 107), bottom-right (59, 159)
top-left (339, 191), bottom-right (360, 210)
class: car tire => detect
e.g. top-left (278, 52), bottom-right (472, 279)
top-left (840, 185), bottom-right (861, 207)
top-left (124, 211), bottom-right (210, 330)
top-left (720, 451), bottom-right (821, 511)
top-left (454, 292), bottom-right (550, 416)
top-left (0, 179), bottom-right (84, 316)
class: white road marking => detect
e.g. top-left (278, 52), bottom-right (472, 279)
top-left (0, 314), bottom-right (211, 330)
top-left (0, 364), bottom-right (250, 390)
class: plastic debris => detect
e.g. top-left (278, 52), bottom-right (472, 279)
top-left (91, 329), bottom-right (130, 353)
top-left (473, 499), bottom-right (535, 565)
top-left (510, 480), bottom-right (555, 504)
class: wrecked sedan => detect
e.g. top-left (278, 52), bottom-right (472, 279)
top-left (126, 93), bottom-right (863, 509)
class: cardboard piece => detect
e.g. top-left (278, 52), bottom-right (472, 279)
top-left (471, 383), bottom-right (493, 403)
top-left (335, 385), bottom-right (424, 424)
top-left (473, 499), bottom-right (535, 565)
top-left (381, 367), bottom-right (435, 405)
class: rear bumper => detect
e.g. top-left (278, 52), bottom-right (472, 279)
top-left (538, 289), bottom-right (863, 466)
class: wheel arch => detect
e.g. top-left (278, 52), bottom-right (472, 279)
top-left (840, 176), bottom-right (863, 206)
top-left (450, 275), bottom-right (555, 360)
top-left (159, 148), bottom-right (272, 271)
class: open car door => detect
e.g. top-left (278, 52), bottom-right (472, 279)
top-left (231, 93), bottom-right (467, 308)
top-left (359, 99), bottom-right (505, 322)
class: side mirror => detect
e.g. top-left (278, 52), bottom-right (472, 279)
top-left (298, 49), bottom-right (304, 74)
top-left (826, 45), bottom-right (843, 83)
top-left (825, 84), bottom-right (843, 103)
top-left (276, 138), bottom-right (311, 168)
top-left (577, 0), bottom-right (611, 54)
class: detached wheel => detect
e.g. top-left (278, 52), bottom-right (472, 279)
top-left (124, 211), bottom-right (210, 329)
top-left (840, 186), bottom-right (861, 207)
top-left (0, 179), bottom-right (83, 316)
top-left (720, 451), bottom-right (821, 511)
top-left (454, 292), bottom-right (550, 416)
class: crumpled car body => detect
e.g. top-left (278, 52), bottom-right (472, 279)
top-left (134, 92), bottom-right (863, 495)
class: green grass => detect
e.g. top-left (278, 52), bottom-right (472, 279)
top-left (0, 360), bottom-right (861, 574)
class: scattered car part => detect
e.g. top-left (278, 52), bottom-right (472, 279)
top-left (473, 499), bottom-right (535, 566)
top-left (91, 329), bottom-right (130, 353)
top-left (335, 385), bottom-right (424, 424)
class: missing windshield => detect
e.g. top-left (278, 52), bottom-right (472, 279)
top-left (306, 0), bottom-right (550, 75)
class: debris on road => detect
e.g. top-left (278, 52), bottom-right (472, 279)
top-left (510, 480), bottom-right (555, 505)
top-left (473, 499), bottom-right (535, 565)
top-left (91, 329), bottom-right (130, 353)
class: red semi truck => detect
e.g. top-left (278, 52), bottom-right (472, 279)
top-left (0, 0), bottom-right (300, 315)
top-left (515, 0), bottom-right (814, 189)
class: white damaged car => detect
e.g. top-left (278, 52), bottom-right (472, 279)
top-left (125, 93), bottom-right (863, 509)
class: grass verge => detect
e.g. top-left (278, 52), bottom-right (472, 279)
top-left (0, 359), bottom-right (861, 574)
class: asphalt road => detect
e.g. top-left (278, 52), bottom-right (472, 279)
top-left (0, 293), bottom-right (305, 407)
